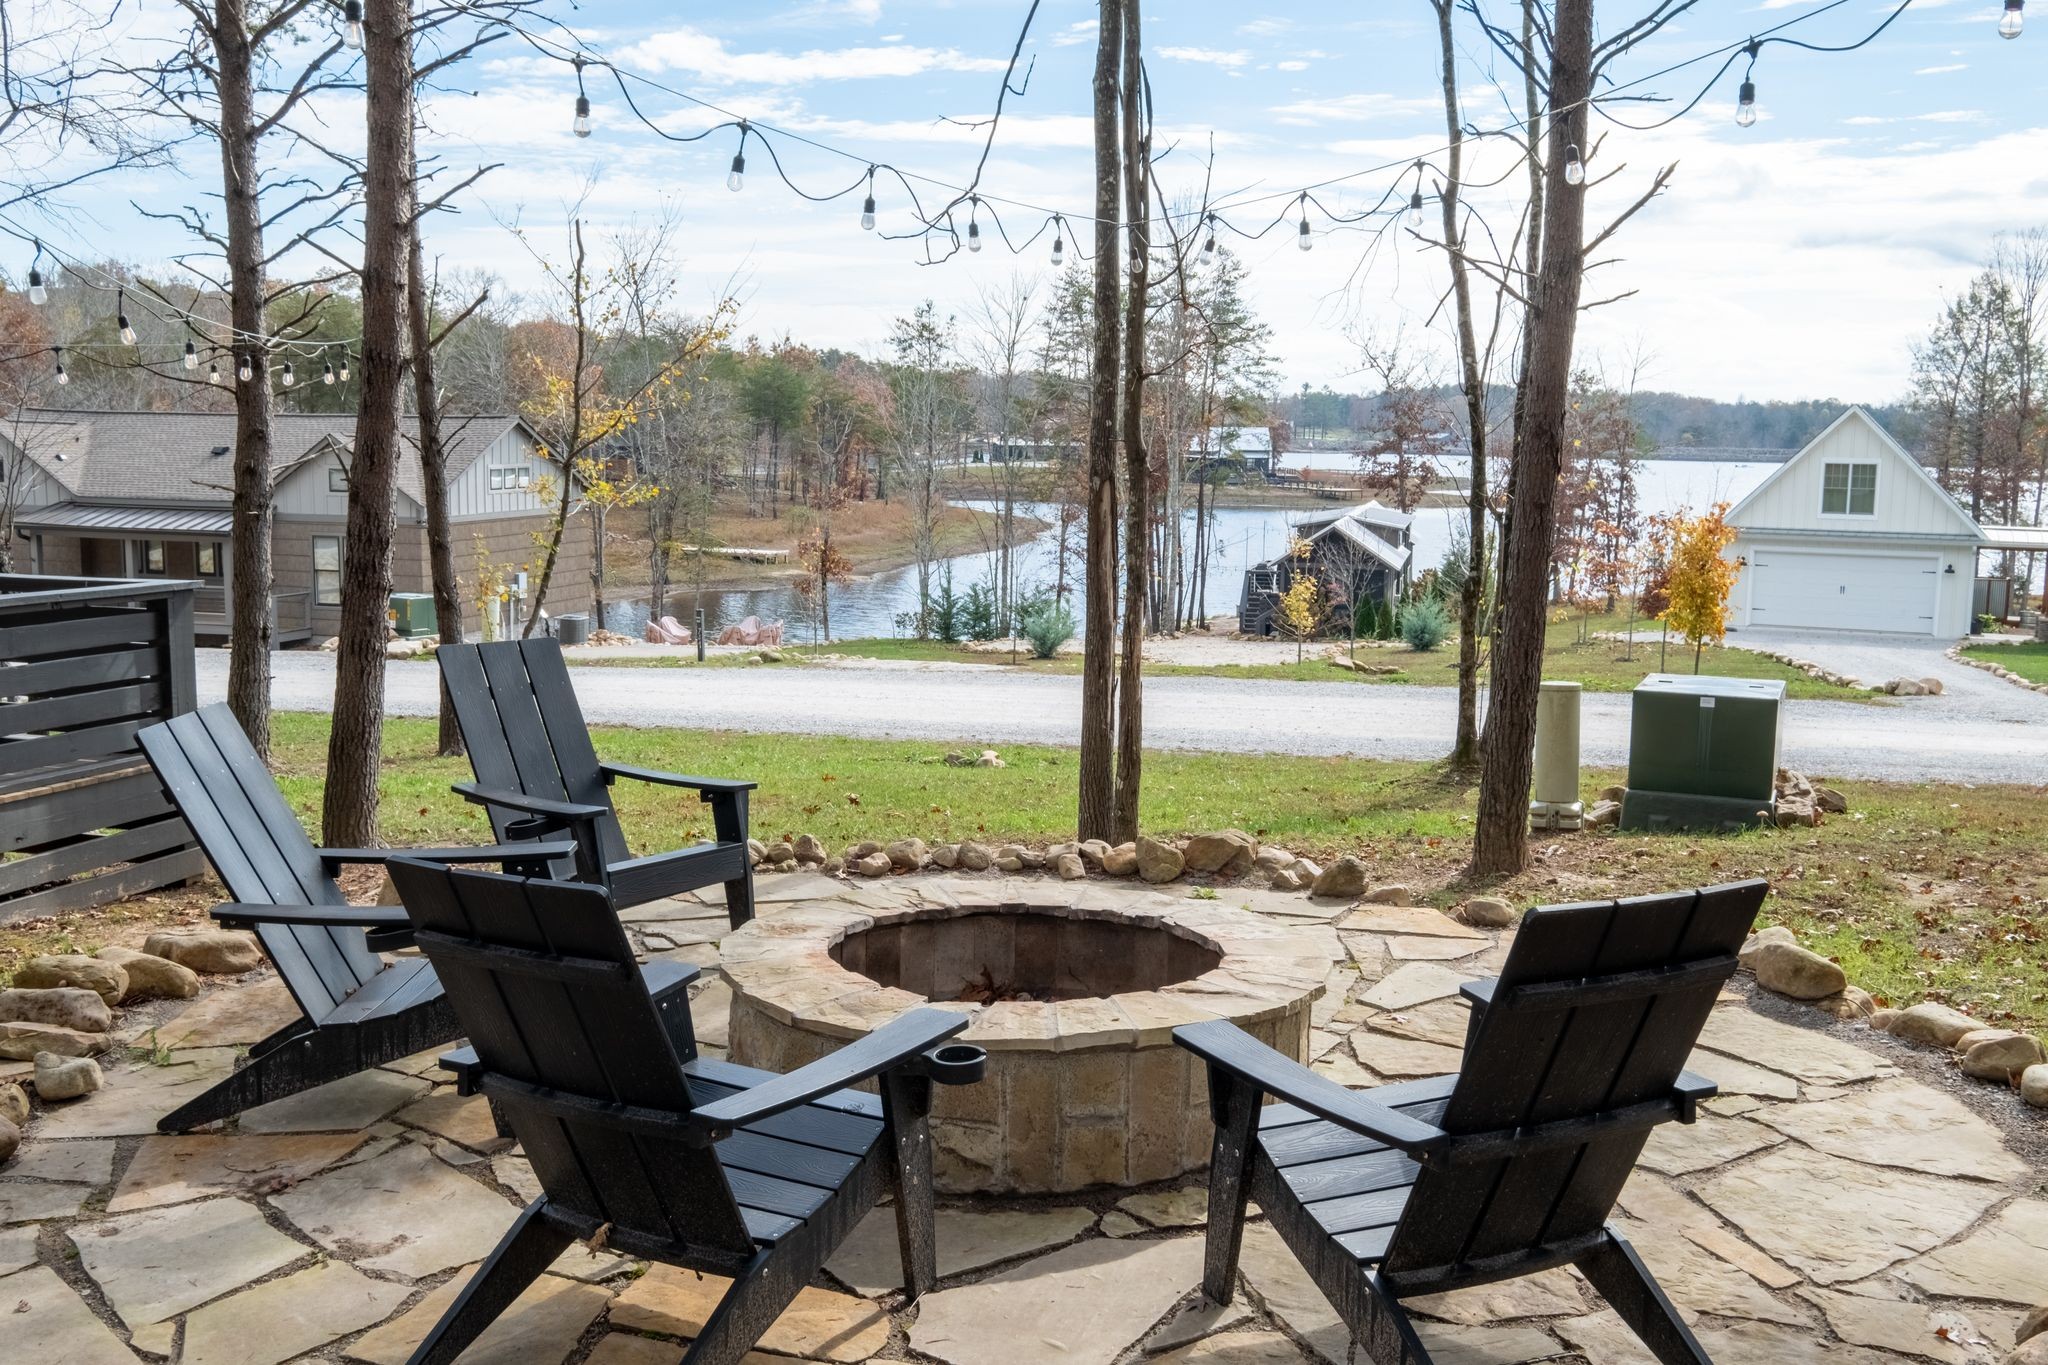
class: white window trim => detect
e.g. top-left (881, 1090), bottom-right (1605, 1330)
top-left (329, 466), bottom-right (349, 493)
top-left (488, 464), bottom-right (532, 492)
top-left (312, 534), bottom-right (343, 606)
top-left (1817, 460), bottom-right (1879, 519)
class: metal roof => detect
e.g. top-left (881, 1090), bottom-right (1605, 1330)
top-left (16, 504), bottom-right (236, 535)
top-left (1980, 524), bottom-right (2048, 552)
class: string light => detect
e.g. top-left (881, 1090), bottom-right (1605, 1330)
top-left (572, 57), bottom-right (591, 138)
top-left (1735, 40), bottom-right (1761, 127)
top-left (209, 358), bottom-right (222, 384)
top-left (281, 359), bottom-right (296, 388)
top-left (323, 358), bottom-right (336, 385)
top-left (342, 0), bottom-right (364, 51)
top-left (1296, 195), bottom-right (1312, 253)
top-left (117, 289), bottom-right (136, 345)
top-left (966, 198), bottom-right (982, 253)
top-left (26, 242), bottom-right (46, 305)
top-left (2000, 0), bottom-right (2024, 38)
top-left (1203, 214), bottom-right (1217, 256)
top-left (1564, 144), bottom-right (1586, 185)
top-left (1406, 174), bottom-right (1425, 230)
top-left (338, 354), bottom-right (350, 382)
top-left (860, 168), bottom-right (877, 231)
top-left (54, 348), bottom-right (67, 385)
top-left (1049, 216), bottom-right (1065, 266)
top-left (237, 353), bottom-right (254, 383)
top-left (183, 340), bottom-right (198, 370)
top-left (727, 124), bottom-right (747, 192)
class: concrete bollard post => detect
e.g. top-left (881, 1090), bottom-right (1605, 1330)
top-left (1530, 680), bottom-right (1584, 831)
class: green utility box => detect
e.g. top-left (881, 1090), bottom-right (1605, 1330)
top-left (1620, 674), bottom-right (1784, 833)
top-left (388, 593), bottom-right (438, 638)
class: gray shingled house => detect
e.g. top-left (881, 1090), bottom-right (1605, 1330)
top-left (2, 409), bottom-right (591, 643)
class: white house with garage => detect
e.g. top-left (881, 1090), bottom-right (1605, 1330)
top-left (1726, 407), bottom-right (1984, 637)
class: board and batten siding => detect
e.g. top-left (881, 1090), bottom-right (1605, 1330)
top-left (445, 424), bottom-right (557, 520)
top-left (1727, 409), bottom-right (1978, 539)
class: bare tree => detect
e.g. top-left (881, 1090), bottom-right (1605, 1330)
top-left (1111, 0), bottom-right (1151, 844)
top-left (961, 275), bottom-right (1039, 632)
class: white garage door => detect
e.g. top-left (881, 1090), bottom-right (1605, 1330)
top-left (1748, 548), bottom-right (1939, 634)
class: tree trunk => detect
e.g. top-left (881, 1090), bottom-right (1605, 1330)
top-left (1112, 0), bottom-right (1148, 844)
top-left (1469, 0), bottom-right (1591, 879)
top-left (216, 3), bottom-right (275, 761)
top-left (1077, 0), bottom-right (1123, 842)
top-left (322, 0), bottom-right (413, 847)
top-left (406, 202), bottom-right (463, 756)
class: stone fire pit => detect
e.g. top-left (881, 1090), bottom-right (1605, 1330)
top-left (721, 882), bottom-right (1331, 1193)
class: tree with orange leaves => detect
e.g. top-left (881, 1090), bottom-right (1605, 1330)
top-left (1659, 503), bottom-right (1739, 673)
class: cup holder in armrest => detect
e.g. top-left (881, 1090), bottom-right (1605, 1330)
top-left (921, 1042), bottom-right (988, 1086)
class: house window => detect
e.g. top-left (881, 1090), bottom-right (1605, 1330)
top-left (329, 466), bottom-right (349, 493)
top-left (489, 465), bottom-right (531, 492)
top-left (197, 542), bottom-right (222, 579)
top-left (137, 540), bottom-right (166, 575)
top-left (1821, 462), bottom-right (1877, 516)
top-left (312, 535), bottom-right (343, 605)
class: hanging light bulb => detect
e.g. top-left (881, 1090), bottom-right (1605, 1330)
top-left (26, 243), bottom-right (46, 305)
top-left (727, 124), bottom-right (747, 192)
top-left (966, 198), bottom-right (983, 253)
top-left (1563, 144), bottom-right (1586, 186)
top-left (281, 359), bottom-right (296, 389)
top-left (1129, 243), bottom-right (1145, 277)
top-left (1296, 195), bottom-right (1313, 253)
top-left (1999, 0), bottom-right (2024, 38)
top-left (1735, 79), bottom-right (1758, 127)
top-left (209, 358), bottom-right (222, 385)
top-left (118, 290), bottom-right (136, 345)
top-left (342, 0), bottom-right (363, 49)
top-left (1407, 189), bottom-right (1425, 231)
top-left (54, 348), bottom-right (67, 385)
top-left (1203, 214), bottom-right (1217, 257)
top-left (322, 358), bottom-right (336, 385)
top-left (338, 354), bottom-right (350, 382)
top-left (860, 168), bottom-right (877, 230)
top-left (237, 353), bottom-right (254, 383)
top-left (184, 340), bottom-right (198, 370)
top-left (572, 57), bottom-right (591, 137)
top-left (1050, 216), bottom-right (1065, 267)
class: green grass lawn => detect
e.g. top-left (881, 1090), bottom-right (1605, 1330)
top-left (1963, 640), bottom-right (2048, 684)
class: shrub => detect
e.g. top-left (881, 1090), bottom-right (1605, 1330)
top-left (963, 581), bottom-right (1001, 641)
top-left (929, 567), bottom-right (963, 643)
top-left (1018, 599), bottom-right (1076, 659)
top-left (1399, 596), bottom-right (1451, 652)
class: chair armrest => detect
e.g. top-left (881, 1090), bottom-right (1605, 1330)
top-left (210, 902), bottom-right (412, 931)
top-left (452, 783), bottom-right (608, 825)
top-left (439, 1045), bottom-right (484, 1094)
top-left (1673, 1068), bottom-right (1717, 1123)
top-left (319, 841), bottom-right (582, 873)
top-left (691, 1007), bottom-right (969, 1137)
top-left (599, 763), bottom-right (758, 795)
top-left (1175, 1018), bottom-right (1452, 1158)
top-left (1458, 978), bottom-right (1498, 1010)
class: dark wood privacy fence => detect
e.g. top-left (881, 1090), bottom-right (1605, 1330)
top-left (0, 574), bottom-right (205, 920)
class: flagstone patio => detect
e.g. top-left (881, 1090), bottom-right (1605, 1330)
top-left (3, 870), bottom-right (2043, 1364)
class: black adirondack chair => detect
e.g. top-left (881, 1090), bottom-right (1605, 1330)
top-left (1178, 879), bottom-right (1767, 1365)
top-left (136, 704), bottom-right (679, 1134)
top-left (436, 638), bottom-right (758, 928)
top-left (384, 857), bottom-right (982, 1365)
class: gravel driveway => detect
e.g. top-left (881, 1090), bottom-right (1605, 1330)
top-left (200, 648), bottom-right (2048, 785)
top-left (1728, 627), bottom-right (2048, 723)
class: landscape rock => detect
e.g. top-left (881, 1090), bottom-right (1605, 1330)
top-left (0, 986), bottom-right (115, 1034)
top-left (1815, 786), bottom-right (1849, 814)
top-left (1585, 799), bottom-right (1621, 828)
top-left (1883, 676), bottom-right (1930, 696)
top-left (141, 927), bottom-right (263, 975)
top-left (1747, 941), bottom-right (1848, 1000)
top-left (1077, 839), bottom-right (1112, 868)
top-left (1309, 855), bottom-right (1369, 900)
top-left (1253, 847), bottom-right (1294, 874)
top-left (1135, 837), bottom-right (1184, 883)
top-left (1461, 896), bottom-right (1516, 928)
top-left (95, 947), bottom-right (201, 1001)
top-left (1739, 925), bottom-right (1798, 967)
top-left (761, 840), bottom-right (794, 864)
top-left (1054, 852), bottom-right (1087, 880)
top-left (886, 837), bottom-right (929, 871)
top-left (1, 1018), bottom-right (113, 1058)
top-left (975, 749), bottom-right (1005, 768)
top-left (2023, 1064), bottom-right (2048, 1109)
top-left (930, 844), bottom-right (960, 869)
top-left (1888, 1002), bottom-right (1984, 1049)
top-left (0, 1081), bottom-right (27, 1126)
top-left (747, 837), bottom-right (767, 863)
top-left (1814, 986), bottom-right (1877, 1020)
top-left (1101, 842), bottom-right (1138, 877)
top-left (1957, 1030), bottom-right (2046, 1082)
top-left (792, 834), bottom-right (826, 864)
top-left (34, 1051), bottom-right (104, 1101)
top-left (854, 851), bottom-right (893, 878)
top-left (956, 841), bottom-right (994, 872)
top-left (846, 839), bottom-right (883, 861)
top-left (1775, 798), bottom-right (1819, 828)
top-left (2007, 1339), bottom-right (2048, 1365)
top-left (1597, 784), bottom-right (1627, 802)
top-left (1267, 863), bottom-right (1309, 892)
top-left (1362, 883), bottom-right (1416, 906)
top-left (2018, 1303), bottom-right (2048, 1347)
top-left (15, 955), bottom-right (129, 1007)
top-left (1869, 1007), bottom-right (1901, 1031)
top-left (1182, 829), bottom-right (1257, 877)
top-left (0, 1113), bottom-right (17, 1165)
top-left (1920, 676), bottom-right (1945, 696)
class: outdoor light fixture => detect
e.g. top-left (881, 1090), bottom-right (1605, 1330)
top-left (572, 57), bottom-right (591, 137)
top-left (727, 125), bottom-right (747, 192)
top-left (1297, 195), bottom-right (1312, 252)
top-left (281, 359), bottom-right (296, 389)
top-left (342, 0), bottom-right (363, 50)
top-left (237, 353), bottom-right (254, 383)
top-left (338, 354), bottom-right (350, 381)
top-left (1406, 188), bottom-right (1425, 231)
top-left (26, 243), bottom-right (46, 305)
top-left (1203, 214), bottom-right (1217, 256)
top-left (1736, 41), bottom-right (1761, 128)
top-left (118, 290), bottom-right (136, 345)
top-left (967, 198), bottom-right (983, 252)
top-left (184, 340), bottom-right (198, 370)
top-left (2000, 0), bottom-right (2024, 38)
top-left (860, 168), bottom-right (876, 230)
top-left (323, 358), bottom-right (336, 385)
top-left (54, 348), bottom-right (67, 385)
top-left (1050, 217), bottom-right (1065, 266)
top-left (1564, 144), bottom-right (1586, 185)
top-left (209, 359), bottom-right (222, 384)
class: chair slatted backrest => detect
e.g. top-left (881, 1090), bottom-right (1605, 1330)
top-left (1380, 879), bottom-right (1765, 1280)
top-left (437, 640), bottom-right (630, 868)
top-left (387, 858), bottom-right (755, 1258)
top-left (138, 705), bottom-right (387, 1024)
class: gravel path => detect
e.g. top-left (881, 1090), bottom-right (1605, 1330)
top-left (201, 649), bottom-right (2048, 784)
top-left (1727, 626), bottom-right (2048, 722)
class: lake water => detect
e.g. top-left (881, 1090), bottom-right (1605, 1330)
top-left (593, 456), bottom-right (1785, 641)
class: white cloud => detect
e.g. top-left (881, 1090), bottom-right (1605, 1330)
top-left (1239, 18), bottom-right (1292, 36)
top-left (1914, 63), bottom-right (1968, 74)
top-left (1270, 93), bottom-right (1440, 126)
top-left (617, 27), bottom-right (1008, 84)
top-left (1157, 46), bottom-right (1251, 68)
top-left (1051, 21), bottom-right (1098, 47)
top-left (1276, 60), bottom-right (1310, 72)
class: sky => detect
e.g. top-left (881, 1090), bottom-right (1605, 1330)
top-left (17, 0), bottom-right (2048, 405)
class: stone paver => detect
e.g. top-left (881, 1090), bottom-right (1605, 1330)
top-left (70, 1196), bottom-right (307, 1327)
top-left (272, 1139), bottom-right (516, 1277)
top-left (2, 870), bottom-right (2040, 1365)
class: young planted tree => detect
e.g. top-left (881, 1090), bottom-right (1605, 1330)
top-left (1273, 540), bottom-right (1321, 664)
top-left (1660, 504), bottom-right (1739, 673)
top-left (887, 300), bottom-right (965, 635)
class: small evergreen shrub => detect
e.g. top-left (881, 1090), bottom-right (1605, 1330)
top-left (1018, 599), bottom-right (1076, 658)
top-left (1399, 596), bottom-right (1451, 652)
